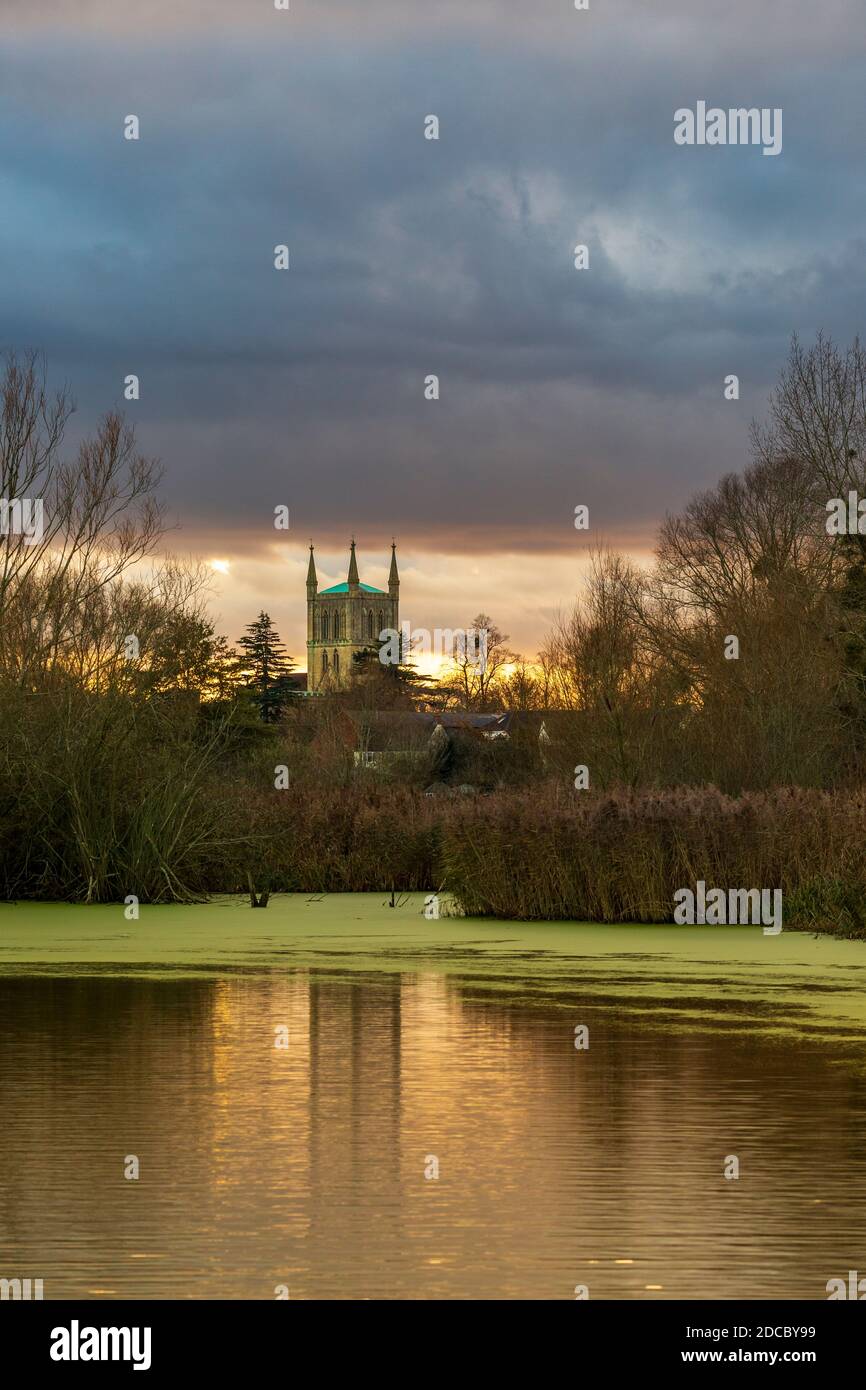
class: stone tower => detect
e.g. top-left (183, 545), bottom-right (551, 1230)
top-left (306, 540), bottom-right (399, 692)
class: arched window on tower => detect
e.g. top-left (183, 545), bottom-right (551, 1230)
top-left (333, 650), bottom-right (340, 675)
top-left (322, 611), bottom-right (329, 641)
top-left (377, 610), bottom-right (384, 639)
top-left (322, 650), bottom-right (329, 674)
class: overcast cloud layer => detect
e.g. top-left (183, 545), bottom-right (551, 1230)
top-left (2, 1), bottom-right (864, 654)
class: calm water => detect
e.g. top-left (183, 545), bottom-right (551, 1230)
top-left (1, 960), bottom-right (865, 1299)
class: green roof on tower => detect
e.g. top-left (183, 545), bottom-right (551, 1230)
top-left (320, 581), bottom-right (386, 595)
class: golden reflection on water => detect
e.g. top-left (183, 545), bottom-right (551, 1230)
top-left (0, 969), bottom-right (864, 1299)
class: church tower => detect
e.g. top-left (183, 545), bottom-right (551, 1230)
top-left (306, 541), bottom-right (399, 692)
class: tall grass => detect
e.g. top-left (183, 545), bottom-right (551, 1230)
top-left (218, 779), bottom-right (866, 938)
top-left (440, 785), bottom-right (866, 937)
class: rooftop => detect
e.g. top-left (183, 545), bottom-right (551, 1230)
top-left (319, 581), bottom-right (387, 595)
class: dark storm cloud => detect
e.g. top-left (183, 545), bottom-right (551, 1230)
top-left (1, 4), bottom-right (865, 551)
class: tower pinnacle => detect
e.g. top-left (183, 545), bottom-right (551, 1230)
top-left (388, 540), bottom-right (399, 600)
top-left (347, 538), bottom-right (360, 588)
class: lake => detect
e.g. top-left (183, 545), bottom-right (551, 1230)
top-left (1, 894), bottom-right (865, 1300)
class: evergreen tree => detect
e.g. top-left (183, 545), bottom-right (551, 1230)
top-left (234, 612), bottom-right (295, 722)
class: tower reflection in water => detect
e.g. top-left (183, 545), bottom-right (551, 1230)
top-left (0, 969), bottom-right (864, 1299)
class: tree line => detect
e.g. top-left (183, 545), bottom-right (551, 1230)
top-left (3, 334), bottom-right (866, 905)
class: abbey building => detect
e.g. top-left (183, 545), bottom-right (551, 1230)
top-left (306, 540), bottom-right (399, 691)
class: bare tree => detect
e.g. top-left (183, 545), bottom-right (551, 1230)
top-left (540, 549), bottom-right (671, 785)
top-left (0, 352), bottom-right (165, 684)
top-left (494, 660), bottom-right (545, 710)
top-left (445, 613), bottom-right (519, 709)
top-left (753, 331), bottom-right (866, 500)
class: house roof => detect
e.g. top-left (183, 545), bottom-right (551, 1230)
top-left (342, 709), bottom-right (512, 751)
top-left (319, 581), bottom-right (387, 595)
top-left (347, 711), bottom-right (511, 731)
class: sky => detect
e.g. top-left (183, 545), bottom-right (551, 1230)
top-left (3, 0), bottom-right (866, 665)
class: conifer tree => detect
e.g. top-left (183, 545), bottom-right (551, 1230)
top-left (235, 612), bottom-right (295, 722)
